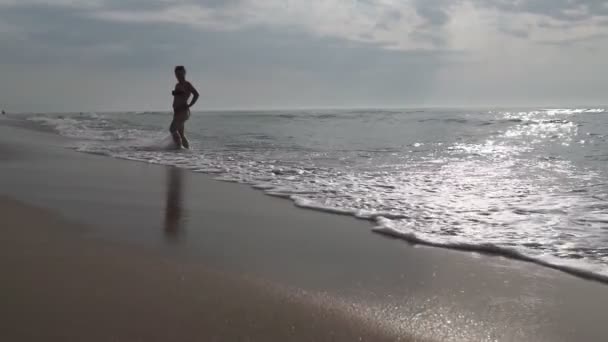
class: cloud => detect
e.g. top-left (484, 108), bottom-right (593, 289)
top-left (476, 0), bottom-right (608, 22)
top-left (10, 0), bottom-right (606, 55)
top-left (1, 0), bottom-right (608, 111)
top-left (0, 1), bottom-right (460, 67)
top-left (0, 1), bottom-right (466, 110)
top-left (84, 0), bottom-right (608, 49)
top-left (407, 0), bottom-right (454, 47)
top-left (88, 0), bottom-right (451, 50)
top-left (499, 27), bottom-right (530, 39)
top-left (413, 0), bottom-right (451, 27)
top-left (0, 3), bottom-right (186, 67)
top-left (537, 32), bottom-right (608, 46)
top-left (463, 0), bottom-right (608, 47)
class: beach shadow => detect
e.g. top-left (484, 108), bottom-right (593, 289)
top-left (164, 167), bottom-right (186, 241)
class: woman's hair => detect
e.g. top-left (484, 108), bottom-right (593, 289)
top-left (175, 65), bottom-right (186, 72)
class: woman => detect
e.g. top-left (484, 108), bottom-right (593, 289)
top-left (171, 65), bottom-right (199, 149)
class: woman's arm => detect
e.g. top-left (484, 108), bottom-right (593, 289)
top-left (188, 82), bottom-right (199, 108)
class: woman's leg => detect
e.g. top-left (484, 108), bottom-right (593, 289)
top-left (178, 121), bottom-right (189, 149)
top-left (169, 117), bottom-right (183, 147)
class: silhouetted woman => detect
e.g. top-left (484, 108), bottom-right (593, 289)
top-left (171, 65), bottom-right (199, 149)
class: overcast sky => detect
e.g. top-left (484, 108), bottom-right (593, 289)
top-left (1, 0), bottom-right (607, 112)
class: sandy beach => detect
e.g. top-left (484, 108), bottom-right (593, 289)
top-left (1, 197), bottom-right (408, 342)
top-left (2, 121), bottom-right (608, 342)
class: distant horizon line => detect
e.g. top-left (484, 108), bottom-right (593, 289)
top-left (4, 103), bottom-right (608, 114)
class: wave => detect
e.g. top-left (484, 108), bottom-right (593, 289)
top-left (372, 219), bottom-right (608, 284)
top-left (271, 193), bottom-right (608, 284)
top-left (27, 114), bottom-right (174, 152)
top-left (205, 109), bottom-right (413, 120)
top-left (133, 111), bottom-right (169, 116)
top-left (28, 115), bottom-right (112, 141)
top-left (540, 108), bottom-right (605, 115)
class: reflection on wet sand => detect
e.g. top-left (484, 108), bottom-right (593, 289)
top-left (164, 166), bottom-right (185, 240)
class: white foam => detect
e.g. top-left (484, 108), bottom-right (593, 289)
top-left (539, 108), bottom-right (605, 115)
top-left (372, 218), bottom-right (608, 283)
top-left (292, 196), bottom-right (356, 216)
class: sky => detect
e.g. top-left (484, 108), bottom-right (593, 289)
top-left (0, 0), bottom-right (607, 112)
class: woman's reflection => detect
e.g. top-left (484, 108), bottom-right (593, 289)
top-left (164, 166), bottom-right (185, 240)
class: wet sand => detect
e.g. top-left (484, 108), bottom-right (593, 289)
top-left (1, 122), bottom-right (608, 341)
top-left (0, 197), bottom-right (407, 342)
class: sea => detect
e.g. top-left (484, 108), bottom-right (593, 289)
top-left (13, 107), bottom-right (608, 281)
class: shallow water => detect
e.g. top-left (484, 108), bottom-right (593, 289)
top-left (18, 107), bottom-right (608, 280)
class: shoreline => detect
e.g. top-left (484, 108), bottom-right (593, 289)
top-left (373, 226), bottom-right (608, 286)
top-left (18, 111), bottom-right (608, 285)
top-left (94, 137), bottom-right (608, 285)
top-left (2, 122), bottom-right (608, 341)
